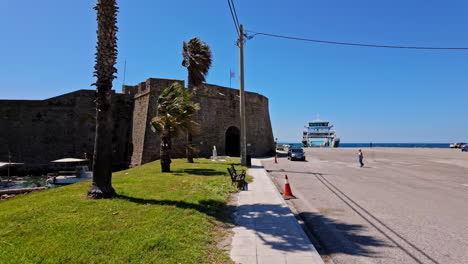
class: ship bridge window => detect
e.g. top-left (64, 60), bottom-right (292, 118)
top-left (309, 122), bottom-right (329, 127)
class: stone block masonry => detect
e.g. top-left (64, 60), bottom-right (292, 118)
top-left (0, 90), bottom-right (133, 171)
top-left (124, 78), bottom-right (275, 167)
top-left (0, 78), bottom-right (274, 171)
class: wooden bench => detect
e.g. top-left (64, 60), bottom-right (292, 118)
top-left (227, 165), bottom-right (248, 191)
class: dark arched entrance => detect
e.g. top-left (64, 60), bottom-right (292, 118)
top-left (225, 126), bottom-right (240, 157)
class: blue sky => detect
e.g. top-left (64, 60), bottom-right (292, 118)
top-left (1, 0), bottom-right (467, 143)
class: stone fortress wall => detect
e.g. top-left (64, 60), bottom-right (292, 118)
top-left (123, 78), bottom-right (275, 167)
top-left (0, 78), bottom-right (274, 170)
top-left (0, 90), bottom-right (133, 171)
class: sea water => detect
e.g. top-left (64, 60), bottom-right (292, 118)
top-left (0, 175), bottom-right (46, 190)
top-left (279, 143), bottom-right (451, 148)
top-left (340, 143), bottom-right (450, 148)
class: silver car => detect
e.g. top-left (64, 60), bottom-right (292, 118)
top-left (288, 148), bottom-right (306, 161)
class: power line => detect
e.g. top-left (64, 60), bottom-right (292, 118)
top-left (227, 0), bottom-right (239, 34)
top-left (245, 30), bottom-right (468, 50)
top-left (230, 0), bottom-right (240, 30)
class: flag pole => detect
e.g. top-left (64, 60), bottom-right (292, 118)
top-left (122, 59), bottom-right (127, 86)
top-left (229, 68), bottom-right (232, 88)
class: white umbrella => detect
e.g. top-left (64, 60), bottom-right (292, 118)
top-left (0, 162), bottom-right (24, 168)
top-left (50, 158), bottom-right (87, 163)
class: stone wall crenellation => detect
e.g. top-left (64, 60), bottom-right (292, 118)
top-left (0, 78), bottom-right (274, 172)
top-left (129, 78), bottom-right (274, 166)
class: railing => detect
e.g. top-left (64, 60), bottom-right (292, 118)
top-left (307, 129), bottom-right (335, 133)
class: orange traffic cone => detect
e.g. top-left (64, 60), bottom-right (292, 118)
top-left (274, 154), bottom-right (278, 163)
top-left (283, 175), bottom-right (295, 199)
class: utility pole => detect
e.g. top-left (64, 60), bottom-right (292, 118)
top-left (238, 24), bottom-right (247, 166)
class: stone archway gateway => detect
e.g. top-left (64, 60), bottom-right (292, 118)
top-left (225, 126), bottom-right (240, 157)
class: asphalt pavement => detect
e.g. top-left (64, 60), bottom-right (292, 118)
top-left (261, 148), bottom-right (468, 264)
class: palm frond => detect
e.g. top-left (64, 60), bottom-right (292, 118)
top-left (182, 37), bottom-right (213, 88)
top-left (152, 82), bottom-right (201, 143)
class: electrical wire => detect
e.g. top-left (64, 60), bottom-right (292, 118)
top-left (245, 30), bottom-right (468, 50)
top-left (230, 0), bottom-right (240, 30)
top-left (227, 0), bottom-right (239, 34)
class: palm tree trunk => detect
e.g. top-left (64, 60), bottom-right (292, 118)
top-left (186, 133), bottom-right (194, 163)
top-left (87, 0), bottom-right (118, 198)
top-left (160, 133), bottom-right (172, 172)
top-left (186, 81), bottom-right (194, 163)
top-left (88, 88), bottom-right (115, 198)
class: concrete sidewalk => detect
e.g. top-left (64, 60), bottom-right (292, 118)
top-left (230, 159), bottom-right (324, 264)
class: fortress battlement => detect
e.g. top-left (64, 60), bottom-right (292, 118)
top-left (0, 78), bottom-right (274, 171)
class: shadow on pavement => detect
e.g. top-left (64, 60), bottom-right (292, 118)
top-left (260, 157), bottom-right (441, 264)
top-left (298, 211), bottom-right (390, 257)
top-left (315, 174), bottom-right (441, 264)
top-left (233, 203), bottom-right (389, 256)
top-left (248, 165), bottom-right (264, 169)
top-left (267, 169), bottom-right (327, 175)
top-left (116, 194), bottom-right (379, 257)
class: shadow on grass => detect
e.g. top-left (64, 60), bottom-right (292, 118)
top-left (115, 196), bottom-right (391, 258)
top-left (115, 194), bottom-right (234, 223)
top-left (193, 159), bottom-right (241, 166)
top-left (177, 168), bottom-right (226, 176)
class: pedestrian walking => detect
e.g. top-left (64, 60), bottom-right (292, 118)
top-left (358, 149), bottom-right (364, 167)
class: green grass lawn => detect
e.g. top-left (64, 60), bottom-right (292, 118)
top-left (0, 159), bottom-right (247, 264)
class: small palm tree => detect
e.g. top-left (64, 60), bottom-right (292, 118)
top-left (87, 0), bottom-right (118, 199)
top-left (151, 83), bottom-right (200, 172)
top-left (182, 37), bottom-right (212, 163)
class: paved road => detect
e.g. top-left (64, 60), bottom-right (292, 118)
top-left (230, 159), bottom-right (324, 264)
top-left (262, 148), bottom-right (468, 264)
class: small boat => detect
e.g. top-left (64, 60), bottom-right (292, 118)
top-left (0, 161), bottom-right (25, 189)
top-left (450, 142), bottom-right (467, 149)
top-left (0, 180), bottom-right (15, 188)
top-left (46, 158), bottom-right (92, 186)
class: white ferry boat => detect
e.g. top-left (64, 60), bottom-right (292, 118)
top-left (302, 119), bottom-right (340, 147)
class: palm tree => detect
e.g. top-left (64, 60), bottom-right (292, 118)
top-left (87, 0), bottom-right (118, 199)
top-left (151, 83), bottom-right (200, 172)
top-left (182, 37), bottom-right (212, 163)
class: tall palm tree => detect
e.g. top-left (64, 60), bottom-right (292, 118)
top-left (182, 37), bottom-right (212, 163)
top-left (151, 83), bottom-right (200, 172)
top-left (87, 0), bottom-right (118, 199)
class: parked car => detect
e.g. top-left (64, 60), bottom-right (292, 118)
top-left (450, 142), bottom-right (467, 148)
top-left (287, 148), bottom-right (306, 161)
top-left (462, 145), bottom-right (468, 152)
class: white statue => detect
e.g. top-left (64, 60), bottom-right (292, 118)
top-left (212, 146), bottom-right (218, 161)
